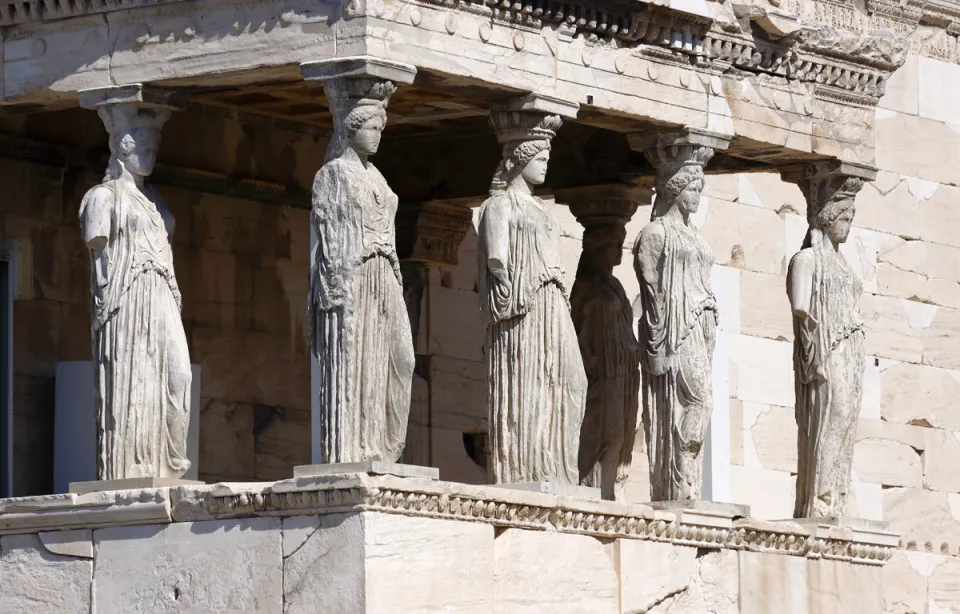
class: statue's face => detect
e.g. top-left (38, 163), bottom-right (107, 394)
top-left (825, 205), bottom-right (855, 244)
top-left (676, 179), bottom-right (703, 214)
top-left (521, 150), bottom-right (550, 186)
top-left (122, 128), bottom-right (159, 177)
top-left (351, 119), bottom-right (383, 156)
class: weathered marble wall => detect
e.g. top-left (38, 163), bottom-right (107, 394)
top-left (0, 107), bottom-right (325, 493)
top-left (0, 478), bottom-right (896, 613)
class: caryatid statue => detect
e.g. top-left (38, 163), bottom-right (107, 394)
top-left (477, 96), bottom-right (587, 486)
top-left (784, 162), bottom-right (870, 519)
top-left (302, 58), bottom-right (418, 464)
top-left (78, 86), bottom-right (191, 481)
top-left (566, 190), bottom-right (642, 500)
top-left (631, 131), bottom-right (727, 502)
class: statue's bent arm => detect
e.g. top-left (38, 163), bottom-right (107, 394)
top-left (787, 250), bottom-right (815, 320)
top-left (81, 186), bottom-right (113, 253)
top-left (482, 198), bottom-right (512, 283)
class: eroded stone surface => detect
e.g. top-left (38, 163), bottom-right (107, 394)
top-left (0, 533), bottom-right (91, 613)
top-left (619, 540), bottom-right (698, 612)
top-left (365, 512), bottom-right (494, 613)
top-left (853, 438), bottom-right (923, 488)
top-left (93, 518), bottom-right (282, 612)
top-left (283, 514), bottom-right (365, 613)
top-left (646, 550), bottom-right (738, 614)
top-left (882, 551), bottom-right (928, 614)
top-left (493, 529), bottom-right (617, 613)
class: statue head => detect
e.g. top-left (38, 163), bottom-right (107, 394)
top-left (488, 110), bottom-right (562, 193)
top-left (646, 143), bottom-right (713, 220)
top-left (99, 103), bottom-right (171, 182)
top-left (815, 178), bottom-right (860, 245)
top-left (581, 223), bottom-right (627, 272)
top-left (325, 78), bottom-right (396, 160)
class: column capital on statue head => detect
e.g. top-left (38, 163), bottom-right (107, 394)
top-left (553, 183), bottom-right (650, 226)
top-left (299, 56), bottom-right (417, 85)
top-left (778, 159), bottom-right (878, 186)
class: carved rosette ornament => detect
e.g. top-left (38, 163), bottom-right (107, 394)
top-left (78, 85), bottom-right (191, 481)
top-left (630, 129), bottom-right (729, 502)
top-left (783, 161), bottom-right (873, 519)
top-left (300, 57), bottom-right (418, 464)
top-left (477, 95), bottom-right (586, 486)
top-left (561, 186), bottom-right (643, 501)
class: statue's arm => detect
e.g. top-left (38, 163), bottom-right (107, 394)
top-left (80, 186), bottom-right (113, 252)
top-left (787, 250), bottom-right (815, 319)
top-left (635, 224), bottom-right (665, 293)
top-left (481, 198), bottom-right (512, 281)
top-left (312, 165), bottom-right (363, 270)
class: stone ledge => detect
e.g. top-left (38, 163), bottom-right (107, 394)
top-left (0, 489), bottom-right (172, 535)
top-left (0, 476), bottom-right (901, 566)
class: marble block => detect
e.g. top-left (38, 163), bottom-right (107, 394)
top-left (494, 529), bottom-right (618, 613)
top-left (293, 461), bottom-right (439, 480)
top-left (93, 518), bottom-right (282, 612)
top-left (283, 511), bottom-right (494, 613)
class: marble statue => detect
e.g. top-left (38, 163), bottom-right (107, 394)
top-left (80, 101), bottom-right (191, 480)
top-left (478, 107), bottom-right (587, 485)
top-left (633, 142), bottom-right (717, 501)
top-left (787, 167), bottom-right (865, 519)
top-left (308, 76), bottom-right (415, 464)
top-left (570, 206), bottom-right (642, 500)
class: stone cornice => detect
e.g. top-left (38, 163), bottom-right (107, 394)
top-left (0, 475), bottom-right (899, 566)
top-left (0, 476), bottom-right (907, 566)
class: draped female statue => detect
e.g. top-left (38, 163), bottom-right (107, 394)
top-left (309, 76), bottom-right (415, 463)
top-left (633, 143), bottom-right (717, 501)
top-left (571, 218), bottom-right (641, 500)
top-left (787, 169), bottom-right (865, 518)
top-left (478, 108), bottom-right (587, 485)
top-left (80, 102), bottom-right (191, 480)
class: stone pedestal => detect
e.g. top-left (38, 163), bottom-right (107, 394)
top-left (650, 500), bottom-right (751, 517)
top-left (496, 482), bottom-right (601, 500)
top-left (293, 461), bottom-right (439, 480)
top-left (68, 478), bottom-right (204, 495)
top-left (53, 362), bottom-right (202, 492)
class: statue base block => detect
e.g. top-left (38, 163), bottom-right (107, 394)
top-left (293, 461), bottom-right (439, 480)
top-left (68, 478), bottom-right (205, 495)
top-left (792, 516), bottom-right (888, 531)
top-left (649, 500), bottom-right (751, 517)
top-left (495, 481), bottom-right (601, 500)
top-left (790, 516), bottom-right (899, 548)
